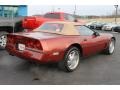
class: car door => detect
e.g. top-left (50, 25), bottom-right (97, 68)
top-left (75, 25), bottom-right (106, 57)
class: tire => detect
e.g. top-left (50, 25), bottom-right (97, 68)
top-left (104, 38), bottom-right (115, 55)
top-left (0, 31), bottom-right (8, 50)
top-left (58, 47), bottom-right (81, 72)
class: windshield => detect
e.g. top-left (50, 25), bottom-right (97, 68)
top-left (35, 23), bottom-right (64, 32)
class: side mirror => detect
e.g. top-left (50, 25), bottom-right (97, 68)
top-left (93, 32), bottom-right (100, 36)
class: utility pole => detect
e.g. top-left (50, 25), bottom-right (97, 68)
top-left (12, 6), bottom-right (15, 33)
top-left (73, 5), bottom-right (76, 15)
top-left (114, 5), bottom-right (118, 24)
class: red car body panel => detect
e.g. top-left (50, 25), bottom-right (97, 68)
top-left (6, 33), bottom-right (112, 63)
top-left (22, 12), bottom-right (85, 30)
top-left (6, 21), bottom-right (113, 63)
top-left (23, 16), bottom-right (64, 30)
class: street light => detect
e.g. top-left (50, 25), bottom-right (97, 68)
top-left (114, 5), bottom-right (118, 24)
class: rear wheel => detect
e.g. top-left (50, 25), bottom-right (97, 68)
top-left (0, 31), bottom-right (8, 50)
top-left (104, 38), bottom-right (115, 55)
top-left (58, 47), bottom-right (80, 72)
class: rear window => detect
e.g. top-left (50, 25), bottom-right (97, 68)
top-left (44, 13), bottom-right (60, 19)
top-left (36, 23), bottom-right (64, 32)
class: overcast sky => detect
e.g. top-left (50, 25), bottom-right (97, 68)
top-left (28, 5), bottom-right (116, 16)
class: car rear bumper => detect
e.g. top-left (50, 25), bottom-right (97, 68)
top-left (6, 44), bottom-right (50, 63)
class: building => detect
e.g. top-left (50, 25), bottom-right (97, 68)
top-left (0, 5), bottom-right (27, 18)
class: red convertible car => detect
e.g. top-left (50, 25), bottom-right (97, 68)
top-left (6, 21), bottom-right (116, 72)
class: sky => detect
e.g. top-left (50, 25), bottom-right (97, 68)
top-left (28, 5), bottom-right (116, 16)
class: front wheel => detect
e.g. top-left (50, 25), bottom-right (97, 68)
top-left (58, 47), bottom-right (80, 72)
top-left (104, 38), bottom-right (115, 55)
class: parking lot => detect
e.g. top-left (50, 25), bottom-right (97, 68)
top-left (0, 30), bottom-right (120, 85)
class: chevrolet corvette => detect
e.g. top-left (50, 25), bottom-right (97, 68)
top-left (6, 21), bottom-right (116, 72)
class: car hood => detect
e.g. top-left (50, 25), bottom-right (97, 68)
top-left (12, 31), bottom-right (63, 40)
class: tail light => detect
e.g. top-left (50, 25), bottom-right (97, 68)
top-left (26, 39), bottom-right (43, 50)
top-left (7, 34), bottom-right (43, 51)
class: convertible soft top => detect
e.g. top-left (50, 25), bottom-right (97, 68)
top-left (34, 21), bottom-right (85, 35)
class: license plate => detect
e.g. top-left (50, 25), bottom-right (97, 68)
top-left (18, 44), bottom-right (25, 51)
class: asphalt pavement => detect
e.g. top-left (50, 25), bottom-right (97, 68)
top-left (0, 30), bottom-right (120, 85)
